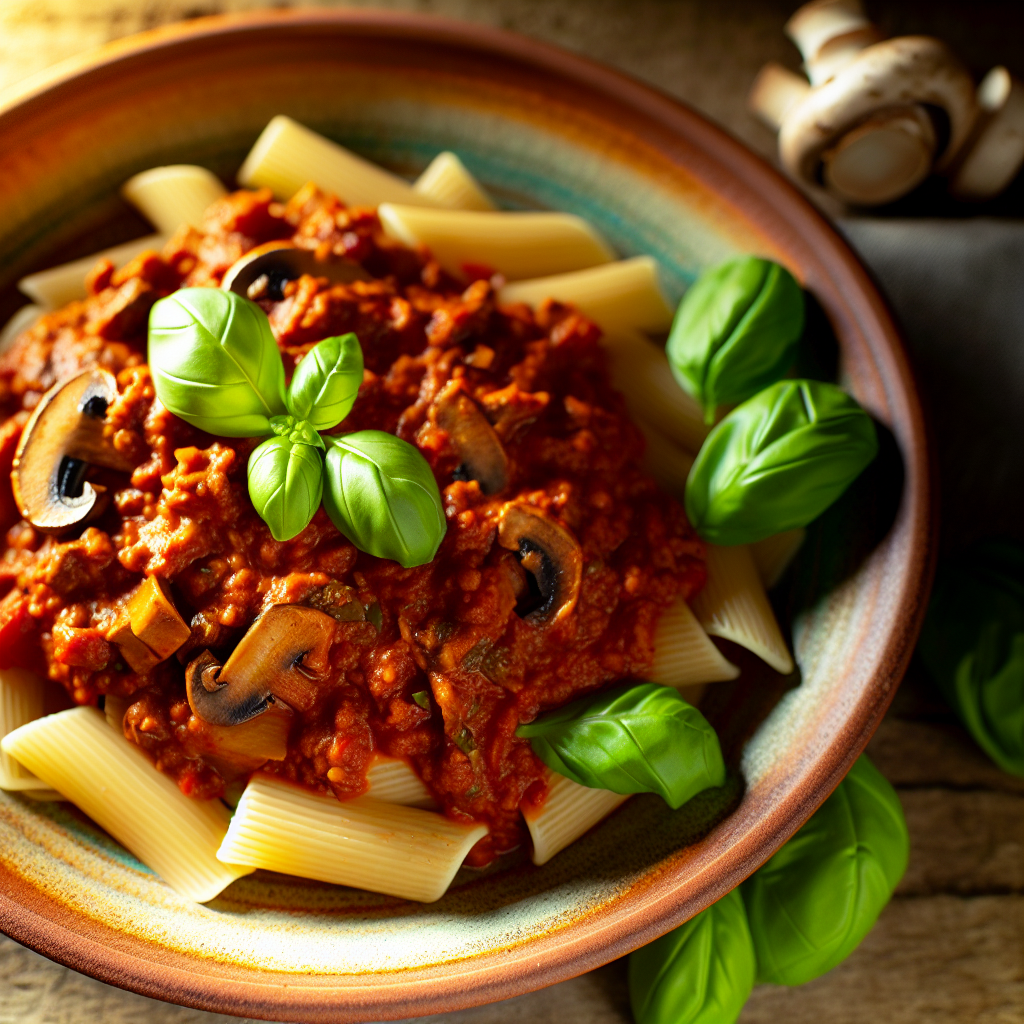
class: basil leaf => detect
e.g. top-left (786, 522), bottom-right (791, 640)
top-left (667, 256), bottom-right (804, 422)
top-left (685, 379), bottom-right (877, 546)
top-left (515, 683), bottom-right (725, 808)
top-left (740, 755), bottom-right (908, 986)
top-left (148, 288), bottom-right (286, 436)
top-left (628, 888), bottom-right (755, 1024)
top-left (270, 414), bottom-right (325, 450)
top-left (322, 430), bottom-right (446, 568)
top-left (247, 435), bottom-right (324, 542)
top-left (286, 333), bottom-right (364, 430)
top-left (919, 540), bottom-right (1024, 776)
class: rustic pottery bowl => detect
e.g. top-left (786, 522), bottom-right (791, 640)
top-left (0, 11), bottom-right (934, 1022)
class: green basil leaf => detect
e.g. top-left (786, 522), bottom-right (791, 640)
top-left (919, 540), bottom-right (1024, 776)
top-left (322, 430), bottom-right (446, 568)
top-left (628, 888), bottom-right (755, 1024)
top-left (286, 333), bottom-right (364, 430)
top-left (685, 379), bottom-right (878, 546)
top-left (667, 256), bottom-right (804, 422)
top-left (247, 435), bottom-right (324, 542)
top-left (741, 755), bottom-right (908, 986)
top-left (270, 414), bottom-right (325, 450)
top-left (515, 683), bottom-right (725, 808)
top-left (148, 288), bottom-right (286, 436)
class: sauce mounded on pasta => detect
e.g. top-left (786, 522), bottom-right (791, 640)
top-left (0, 186), bottom-right (705, 865)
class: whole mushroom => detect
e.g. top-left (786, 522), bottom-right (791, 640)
top-left (749, 0), bottom-right (982, 205)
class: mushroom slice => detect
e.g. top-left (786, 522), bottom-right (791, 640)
top-left (221, 241), bottom-right (369, 301)
top-left (12, 368), bottom-right (133, 533)
top-left (435, 382), bottom-right (509, 495)
top-left (111, 576), bottom-right (191, 673)
top-left (186, 605), bottom-right (336, 726)
top-left (497, 505), bottom-right (583, 626)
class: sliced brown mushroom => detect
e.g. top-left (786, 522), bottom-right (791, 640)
top-left (185, 604), bottom-right (336, 726)
top-left (111, 576), bottom-right (191, 673)
top-left (435, 382), bottom-right (509, 494)
top-left (221, 240), bottom-right (369, 301)
top-left (11, 368), bottom-right (134, 533)
top-left (497, 505), bottom-right (582, 625)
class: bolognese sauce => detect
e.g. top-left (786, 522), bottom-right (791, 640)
top-left (0, 185), bottom-right (705, 866)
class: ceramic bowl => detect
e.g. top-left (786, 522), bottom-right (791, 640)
top-left (0, 11), bottom-right (934, 1021)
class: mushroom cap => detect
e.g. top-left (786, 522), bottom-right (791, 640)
top-left (434, 382), bottom-right (509, 495)
top-left (11, 368), bottom-right (133, 533)
top-left (221, 241), bottom-right (369, 300)
top-left (186, 604), bottom-right (336, 726)
top-left (779, 36), bottom-right (979, 191)
top-left (497, 504), bottom-right (583, 625)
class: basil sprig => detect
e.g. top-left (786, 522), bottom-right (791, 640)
top-left (740, 755), bottom-right (908, 985)
top-left (919, 540), bottom-right (1024, 776)
top-left (667, 256), bottom-right (804, 423)
top-left (516, 683), bottom-right (725, 808)
top-left (323, 432), bottom-right (447, 568)
top-left (147, 289), bottom-right (445, 559)
top-left (685, 379), bottom-right (878, 546)
top-left (628, 888), bottom-right (755, 1024)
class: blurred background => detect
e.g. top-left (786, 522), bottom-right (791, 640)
top-left (0, 3), bottom-right (1021, 1024)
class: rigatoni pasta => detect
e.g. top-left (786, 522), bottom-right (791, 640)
top-left (1, 707), bottom-right (251, 902)
top-left (649, 598), bottom-right (740, 686)
top-left (238, 114), bottom-right (439, 208)
top-left (121, 164), bottom-right (228, 234)
top-left (690, 543), bottom-right (795, 675)
top-left (522, 771), bottom-right (629, 866)
top-left (413, 151), bottom-right (497, 211)
top-left (498, 256), bottom-right (674, 334)
top-left (377, 203), bottom-right (615, 280)
top-left (364, 754), bottom-right (436, 808)
top-left (0, 304), bottom-right (42, 356)
top-left (217, 775), bottom-right (486, 902)
top-left (0, 667), bottom-right (52, 792)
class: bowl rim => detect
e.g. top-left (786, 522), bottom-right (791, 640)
top-left (0, 8), bottom-right (936, 1020)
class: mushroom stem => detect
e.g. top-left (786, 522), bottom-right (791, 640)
top-left (949, 67), bottom-right (1024, 201)
top-left (496, 505), bottom-right (582, 626)
top-left (186, 605), bottom-right (336, 726)
top-left (749, 63), bottom-right (812, 131)
top-left (785, 0), bottom-right (880, 85)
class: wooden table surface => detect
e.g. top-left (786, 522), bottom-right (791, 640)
top-left (0, 3), bottom-right (1021, 1023)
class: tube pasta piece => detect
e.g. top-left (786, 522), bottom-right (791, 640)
top-left (121, 165), bottom-right (227, 234)
top-left (750, 528), bottom-right (807, 589)
top-left (1, 707), bottom-right (251, 902)
top-left (691, 544), bottom-right (795, 675)
top-left (217, 775), bottom-right (486, 902)
top-left (21, 788), bottom-right (66, 801)
top-left (0, 304), bottom-right (42, 356)
top-left (104, 694), bottom-right (128, 733)
top-left (0, 668), bottom-right (52, 792)
top-left (364, 754), bottom-right (436, 808)
top-left (498, 257), bottom-right (674, 334)
top-left (238, 115), bottom-right (439, 208)
top-left (377, 204), bottom-right (614, 281)
top-left (18, 234), bottom-right (167, 310)
top-left (637, 420), bottom-right (695, 501)
top-left (523, 771), bottom-right (629, 866)
top-left (602, 331), bottom-right (710, 454)
top-left (649, 598), bottom-right (740, 687)
top-left (413, 152), bottom-right (497, 211)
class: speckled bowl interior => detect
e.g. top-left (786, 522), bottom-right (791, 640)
top-left (0, 12), bottom-right (934, 1022)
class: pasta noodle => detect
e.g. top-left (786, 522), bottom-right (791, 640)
top-left (238, 114), bottom-right (440, 208)
top-left (636, 419), bottom-right (695, 500)
top-left (21, 788), bottom-right (66, 802)
top-left (364, 754), bottom-right (436, 808)
top-left (18, 234), bottom-right (166, 310)
top-left (602, 330), bottom-right (710, 454)
top-left (413, 151), bottom-right (497, 211)
top-left (690, 544), bottom-right (795, 675)
top-left (1, 707), bottom-right (251, 902)
top-left (216, 775), bottom-right (486, 903)
top-left (750, 528), bottom-right (806, 589)
top-left (522, 771), bottom-right (629, 866)
top-left (498, 256), bottom-right (674, 334)
top-left (377, 203), bottom-right (615, 281)
top-left (649, 597), bottom-right (740, 686)
top-left (121, 164), bottom-right (227, 234)
top-left (0, 304), bottom-right (42, 356)
top-left (0, 668), bottom-right (52, 792)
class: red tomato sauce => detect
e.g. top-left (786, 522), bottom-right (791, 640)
top-left (0, 186), bottom-right (705, 865)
